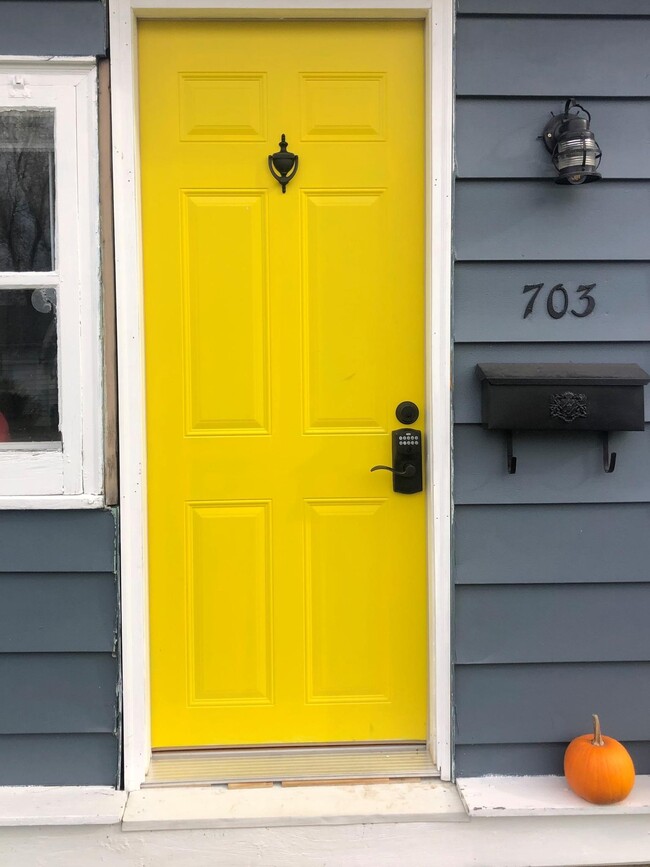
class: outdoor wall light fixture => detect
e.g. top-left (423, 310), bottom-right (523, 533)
top-left (543, 99), bottom-right (602, 185)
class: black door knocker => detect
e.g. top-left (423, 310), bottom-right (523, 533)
top-left (268, 134), bottom-right (299, 193)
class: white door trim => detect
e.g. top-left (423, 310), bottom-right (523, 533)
top-left (110, 0), bottom-right (454, 792)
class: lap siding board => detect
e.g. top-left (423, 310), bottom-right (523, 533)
top-left (453, 5), bottom-right (650, 775)
top-left (0, 511), bottom-right (119, 787)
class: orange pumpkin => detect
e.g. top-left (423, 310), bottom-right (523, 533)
top-left (564, 714), bottom-right (635, 804)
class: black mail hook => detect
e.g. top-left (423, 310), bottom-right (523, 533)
top-left (506, 430), bottom-right (517, 474)
top-left (268, 134), bottom-right (299, 193)
top-left (602, 432), bottom-right (617, 473)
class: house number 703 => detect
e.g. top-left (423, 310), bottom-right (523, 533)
top-left (522, 283), bottom-right (596, 320)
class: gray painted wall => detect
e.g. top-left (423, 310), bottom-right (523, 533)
top-left (0, 511), bottom-right (119, 786)
top-left (0, 0), bottom-right (114, 787)
top-left (453, 2), bottom-right (650, 776)
top-left (0, 2), bottom-right (107, 57)
top-left (9, 0), bottom-right (650, 788)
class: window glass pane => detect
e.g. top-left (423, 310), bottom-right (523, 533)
top-left (0, 289), bottom-right (59, 443)
top-left (0, 111), bottom-right (55, 272)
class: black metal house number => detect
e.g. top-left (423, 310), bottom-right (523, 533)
top-left (522, 283), bottom-right (596, 320)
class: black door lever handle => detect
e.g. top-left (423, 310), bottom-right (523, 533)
top-left (371, 426), bottom-right (423, 494)
top-left (370, 464), bottom-right (417, 478)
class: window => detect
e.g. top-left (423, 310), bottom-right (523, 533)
top-left (0, 65), bottom-right (102, 501)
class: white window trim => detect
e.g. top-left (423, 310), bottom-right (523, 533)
top-left (0, 62), bottom-right (103, 504)
top-left (110, 0), bottom-right (453, 792)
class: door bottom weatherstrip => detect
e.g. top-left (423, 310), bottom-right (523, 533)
top-left (144, 744), bottom-right (438, 788)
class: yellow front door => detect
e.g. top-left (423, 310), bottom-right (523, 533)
top-left (139, 20), bottom-right (427, 748)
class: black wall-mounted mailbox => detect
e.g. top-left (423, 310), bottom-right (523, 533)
top-left (476, 363), bottom-right (650, 474)
top-left (477, 363), bottom-right (650, 431)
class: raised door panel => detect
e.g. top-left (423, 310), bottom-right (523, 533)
top-left (300, 73), bottom-right (386, 141)
top-left (305, 500), bottom-right (391, 704)
top-left (301, 191), bottom-right (388, 434)
top-left (181, 191), bottom-right (269, 435)
top-left (179, 73), bottom-right (267, 141)
top-left (186, 503), bottom-right (273, 706)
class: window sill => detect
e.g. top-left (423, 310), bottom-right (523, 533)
top-left (0, 787), bottom-right (127, 826)
top-left (0, 494), bottom-right (104, 509)
top-left (457, 774), bottom-right (650, 818)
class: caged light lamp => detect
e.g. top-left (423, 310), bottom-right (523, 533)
top-left (543, 98), bottom-right (602, 185)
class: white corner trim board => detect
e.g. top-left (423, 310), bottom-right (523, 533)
top-left (457, 775), bottom-right (650, 818)
top-left (0, 787), bottom-right (127, 826)
top-left (110, 0), bottom-right (454, 791)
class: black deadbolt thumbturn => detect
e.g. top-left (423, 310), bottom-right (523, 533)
top-left (396, 401), bottom-right (419, 425)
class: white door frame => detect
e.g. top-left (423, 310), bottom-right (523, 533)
top-left (110, 0), bottom-right (454, 792)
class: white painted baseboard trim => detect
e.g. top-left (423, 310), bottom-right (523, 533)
top-left (3, 802), bottom-right (650, 867)
top-left (4, 777), bottom-right (650, 831)
top-left (457, 775), bottom-right (650, 818)
top-left (0, 787), bottom-right (127, 826)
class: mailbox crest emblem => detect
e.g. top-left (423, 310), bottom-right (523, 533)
top-left (549, 391), bottom-right (588, 423)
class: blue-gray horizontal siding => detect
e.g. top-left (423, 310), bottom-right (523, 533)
top-left (456, 742), bottom-right (650, 778)
top-left (0, 734), bottom-right (118, 787)
top-left (0, 654), bottom-right (117, 733)
top-left (456, 100), bottom-right (650, 181)
top-left (456, 584), bottom-right (650, 663)
top-left (456, 664), bottom-right (650, 743)
top-left (457, 18), bottom-right (650, 96)
top-left (0, 2), bottom-right (106, 57)
top-left (454, 425), bottom-right (650, 504)
top-left (0, 574), bottom-right (116, 652)
top-left (0, 510), bottom-right (115, 572)
top-left (455, 266), bottom-right (650, 343)
top-left (453, 6), bottom-right (650, 777)
top-left (455, 182), bottom-right (650, 261)
top-left (455, 504), bottom-right (650, 584)
top-left (0, 511), bottom-right (119, 786)
top-left (458, 1), bottom-right (650, 16)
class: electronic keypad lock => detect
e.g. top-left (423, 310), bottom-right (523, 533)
top-left (370, 428), bottom-right (423, 494)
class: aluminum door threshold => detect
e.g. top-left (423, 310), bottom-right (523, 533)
top-left (145, 745), bottom-right (438, 788)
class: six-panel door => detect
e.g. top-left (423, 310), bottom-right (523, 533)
top-left (139, 20), bottom-right (428, 748)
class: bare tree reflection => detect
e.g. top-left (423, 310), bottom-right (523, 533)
top-left (0, 111), bottom-right (54, 272)
top-left (0, 290), bottom-right (59, 442)
top-left (0, 113), bottom-right (58, 440)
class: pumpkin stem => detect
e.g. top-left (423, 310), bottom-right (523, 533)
top-left (592, 713), bottom-right (605, 747)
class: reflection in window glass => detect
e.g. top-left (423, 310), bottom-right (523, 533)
top-left (0, 289), bottom-right (59, 442)
top-left (0, 111), bottom-right (55, 272)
